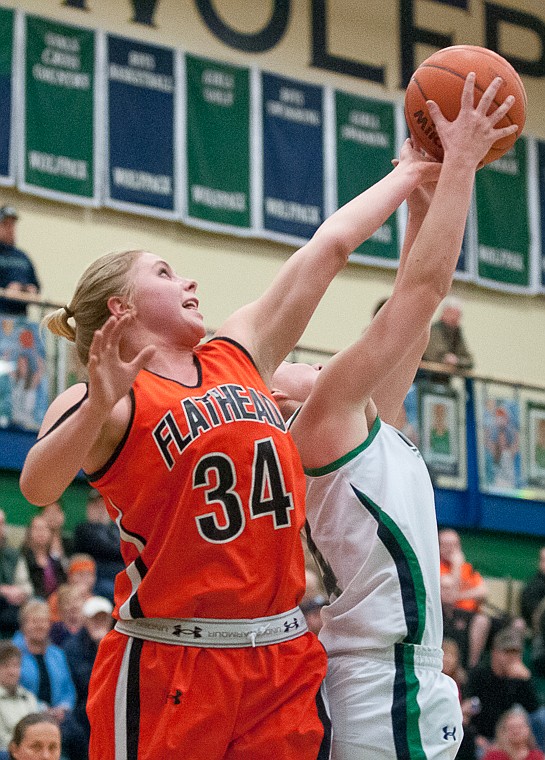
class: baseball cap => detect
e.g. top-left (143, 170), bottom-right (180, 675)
top-left (0, 206), bottom-right (18, 221)
top-left (493, 626), bottom-right (523, 652)
top-left (82, 596), bottom-right (113, 618)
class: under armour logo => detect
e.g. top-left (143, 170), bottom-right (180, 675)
top-left (172, 625), bottom-right (203, 639)
top-left (284, 618), bottom-right (300, 632)
top-left (442, 726), bottom-right (457, 741)
top-left (167, 689), bottom-right (183, 705)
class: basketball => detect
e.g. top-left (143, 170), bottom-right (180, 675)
top-left (404, 45), bottom-right (527, 166)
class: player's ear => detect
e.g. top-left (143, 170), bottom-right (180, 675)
top-left (107, 295), bottom-right (133, 317)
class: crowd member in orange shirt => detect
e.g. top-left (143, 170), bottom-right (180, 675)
top-left (439, 528), bottom-right (488, 613)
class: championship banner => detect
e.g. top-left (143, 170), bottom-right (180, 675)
top-left (20, 15), bottom-right (98, 205)
top-left (184, 54), bottom-right (251, 233)
top-left (334, 91), bottom-right (399, 264)
top-left (474, 138), bottom-right (532, 293)
top-left (260, 72), bottom-right (324, 244)
top-left (538, 141), bottom-right (545, 292)
top-left (0, 7), bottom-right (14, 185)
top-left (106, 35), bottom-right (176, 217)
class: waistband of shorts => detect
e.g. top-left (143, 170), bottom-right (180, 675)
top-left (329, 642), bottom-right (443, 669)
top-left (114, 607), bottom-right (308, 648)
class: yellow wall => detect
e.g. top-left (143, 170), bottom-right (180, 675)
top-left (1, 0), bottom-right (545, 385)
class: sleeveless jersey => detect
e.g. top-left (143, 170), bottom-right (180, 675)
top-left (89, 338), bottom-right (307, 622)
top-left (305, 417), bottom-right (443, 654)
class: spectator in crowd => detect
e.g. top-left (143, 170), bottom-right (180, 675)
top-left (439, 528), bottom-right (488, 613)
top-left (466, 626), bottom-right (545, 753)
top-left (7, 713), bottom-right (61, 760)
top-left (0, 207), bottom-right (40, 317)
top-left (12, 599), bottom-right (85, 760)
top-left (441, 637), bottom-right (478, 760)
top-left (441, 573), bottom-right (492, 670)
top-left (49, 586), bottom-right (84, 647)
top-left (40, 504), bottom-right (71, 571)
top-left (48, 555), bottom-right (96, 625)
top-left (521, 547), bottom-right (545, 630)
top-left (18, 517), bottom-right (66, 601)
top-left (0, 511), bottom-right (31, 639)
top-left (72, 491), bottom-right (123, 603)
top-left (0, 642), bottom-right (39, 753)
top-left (422, 295), bottom-right (474, 374)
top-left (482, 706), bottom-right (545, 760)
top-left (63, 596), bottom-right (114, 756)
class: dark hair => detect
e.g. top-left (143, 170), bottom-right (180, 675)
top-left (0, 641), bottom-right (21, 666)
top-left (9, 713), bottom-right (60, 758)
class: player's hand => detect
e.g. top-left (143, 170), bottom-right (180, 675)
top-left (427, 72), bottom-right (518, 168)
top-left (87, 314), bottom-right (156, 415)
top-left (395, 138), bottom-right (442, 185)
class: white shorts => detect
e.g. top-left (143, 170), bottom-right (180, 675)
top-left (325, 643), bottom-right (463, 760)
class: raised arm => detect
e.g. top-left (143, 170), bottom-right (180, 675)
top-left (20, 314), bottom-right (155, 506)
top-left (293, 74), bottom-right (518, 464)
top-left (218, 145), bottom-right (441, 386)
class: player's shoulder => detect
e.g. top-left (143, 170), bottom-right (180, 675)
top-left (38, 383), bottom-right (88, 437)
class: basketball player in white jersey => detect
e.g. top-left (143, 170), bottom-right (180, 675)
top-left (271, 74), bottom-right (518, 760)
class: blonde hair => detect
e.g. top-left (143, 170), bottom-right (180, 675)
top-left (42, 249), bottom-right (143, 366)
top-left (495, 705), bottom-right (536, 752)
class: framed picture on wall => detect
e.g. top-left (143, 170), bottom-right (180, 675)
top-left (420, 388), bottom-right (460, 478)
top-left (475, 382), bottom-right (522, 496)
top-left (526, 402), bottom-right (545, 488)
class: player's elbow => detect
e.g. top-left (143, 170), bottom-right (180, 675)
top-left (312, 226), bottom-right (353, 268)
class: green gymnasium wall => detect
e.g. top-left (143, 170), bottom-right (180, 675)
top-left (1, 466), bottom-right (542, 580)
top-left (443, 526), bottom-right (544, 582)
top-left (0, 470), bottom-right (89, 532)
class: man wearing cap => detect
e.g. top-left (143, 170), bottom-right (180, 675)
top-left (466, 625), bottom-right (545, 751)
top-left (0, 206), bottom-right (40, 316)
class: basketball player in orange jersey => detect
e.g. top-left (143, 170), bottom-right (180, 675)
top-left (19, 140), bottom-right (441, 760)
top-left (270, 75), bottom-right (518, 759)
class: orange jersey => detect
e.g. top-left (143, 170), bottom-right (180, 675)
top-left (440, 559), bottom-right (483, 613)
top-left (89, 338), bottom-right (307, 621)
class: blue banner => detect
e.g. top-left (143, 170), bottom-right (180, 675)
top-left (261, 72), bottom-right (324, 242)
top-left (106, 35), bottom-right (176, 216)
top-left (0, 8), bottom-right (14, 183)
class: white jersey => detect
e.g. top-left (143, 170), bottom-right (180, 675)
top-left (305, 416), bottom-right (443, 655)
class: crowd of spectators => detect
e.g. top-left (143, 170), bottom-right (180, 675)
top-left (2, 490), bottom-right (545, 760)
top-left (305, 529), bottom-right (545, 760)
top-left (0, 492), bottom-right (120, 760)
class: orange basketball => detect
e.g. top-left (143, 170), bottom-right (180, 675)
top-left (404, 45), bottom-right (527, 166)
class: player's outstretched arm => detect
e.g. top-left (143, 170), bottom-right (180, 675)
top-left (293, 74), bottom-right (518, 466)
top-left (20, 314), bottom-right (155, 506)
top-left (218, 144), bottom-right (441, 386)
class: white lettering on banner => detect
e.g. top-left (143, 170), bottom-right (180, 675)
top-left (202, 70), bottom-right (234, 89)
top-left (113, 169), bottom-right (172, 195)
top-left (349, 111), bottom-right (381, 129)
top-left (191, 186), bottom-right (246, 211)
top-left (266, 100), bottom-right (320, 125)
top-left (44, 33), bottom-right (80, 53)
top-left (108, 64), bottom-right (173, 92)
top-left (370, 225), bottom-right (392, 244)
top-left (203, 88), bottom-right (234, 106)
top-left (479, 246), bottom-right (524, 272)
top-left (32, 63), bottom-right (90, 89)
top-left (28, 151), bottom-right (88, 179)
top-left (488, 156), bottom-right (519, 176)
top-left (128, 51), bottom-right (156, 70)
top-left (341, 125), bottom-right (389, 148)
top-left (265, 198), bottom-right (321, 225)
